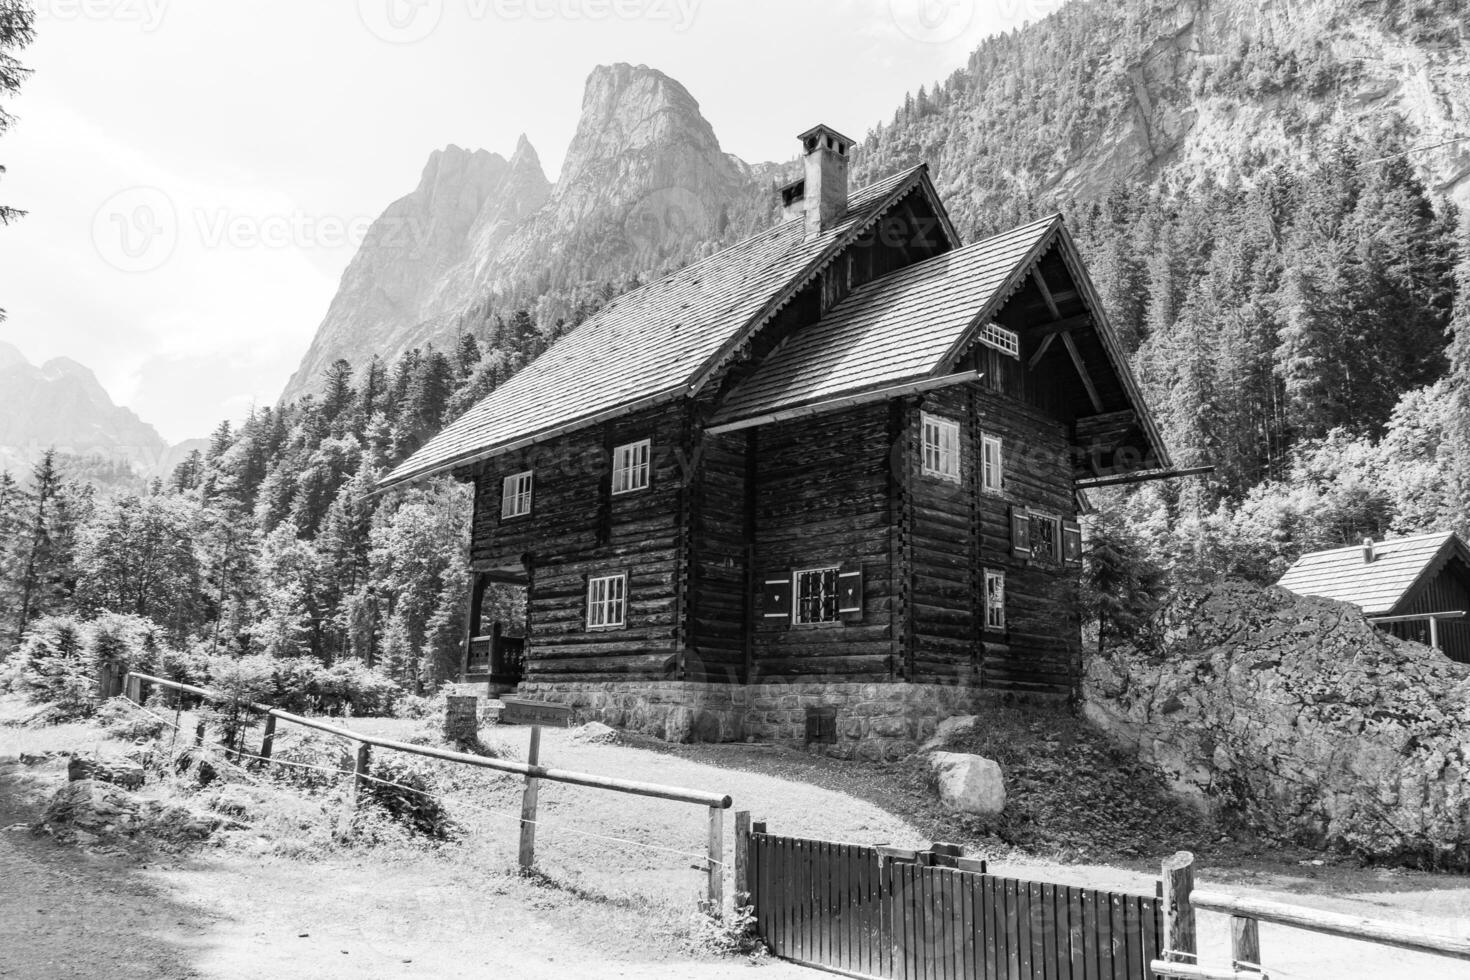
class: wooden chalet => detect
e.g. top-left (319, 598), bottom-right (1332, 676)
top-left (381, 125), bottom-right (1172, 748)
top-left (1277, 532), bottom-right (1470, 663)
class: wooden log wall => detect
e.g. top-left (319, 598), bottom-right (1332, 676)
top-left (749, 401), bottom-right (897, 680)
top-left (1390, 562), bottom-right (1470, 664)
top-left (906, 383), bottom-right (1082, 695)
top-left (469, 402), bottom-right (689, 683)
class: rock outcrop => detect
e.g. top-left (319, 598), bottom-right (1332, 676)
top-left (1083, 581), bottom-right (1470, 867)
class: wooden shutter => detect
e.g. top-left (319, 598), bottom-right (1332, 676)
top-left (762, 575), bottom-right (792, 620)
top-left (1062, 520), bottom-right (1083, 566)
top-left (838, 567), bottom-right (864, 618)
top-left (1010, 506), bottom-right (1031, 558)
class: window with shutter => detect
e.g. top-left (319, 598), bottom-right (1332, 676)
top-left (794, 566), bottom-right (841, 624)
top-left (763, 576), bottom-right (792, 620)
top-left (838, 568), bottom-right (863, 618)
top-left (1010, 506), bottom-right (1031, 558)
top-left (1062, 520), bottom-right (1083, 566)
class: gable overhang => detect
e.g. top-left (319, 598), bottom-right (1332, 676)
top-left (935, 216), bottom-right (1172, 473)
top-left (689, 165), bottom-right (962, 397)
top-left (1387, 534), bottom-right (1470, 616)
top-left (705, 370), bottom-right (982, 436)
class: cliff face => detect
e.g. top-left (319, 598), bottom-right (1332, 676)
top-left (0, 342), bottom-right (168, 476)
top-left (282, 64), bottom-right (760, 400)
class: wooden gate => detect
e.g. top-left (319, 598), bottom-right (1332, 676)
top-left (746, 829), bottom-right (1164, 980)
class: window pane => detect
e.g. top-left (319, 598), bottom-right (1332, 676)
top-left (795, 567), bottom-right (840, 624)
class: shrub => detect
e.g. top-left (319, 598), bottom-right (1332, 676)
top-left (314, 662), bottom-right (401, 717)
top-left (360, 754), bottom-right (463, 842)
top-left (202, 654), bottom-right (276, 754)
top-left (265, 730), bottom-right (353, 792)
top-left (394, 692), bottom-right (446, 720)
top-left (685, 902), bottom-right (766, 959)
top-left (96, 697), bottom-right (169, 741)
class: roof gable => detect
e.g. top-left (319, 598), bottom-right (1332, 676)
top-left (382, 166), bottom-right (948, 489)
top-left (1276, 532), bottom-right (1470, 615)
top-left (710, 216), bottom-right (1059, 424)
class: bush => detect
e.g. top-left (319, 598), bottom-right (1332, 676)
top-left (265, 730), bottom-right (353, 792)
top-left (96, 697), bottom-right (169, 741)
top-left (360, 754), bottom-right (463, 842)
top-left (394, 692), bottom-right (447, 720)
top-left (262, 660), bottom-right (402, 717)
top-left (202, 654), bottom-right (276, 754)
top-left (685, 902), bottom-right (766, 959)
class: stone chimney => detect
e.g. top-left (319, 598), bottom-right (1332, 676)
top-left (1363, 537), bottom-right (1376, 563)
top-left (793, 124), bottom-right (855, 239)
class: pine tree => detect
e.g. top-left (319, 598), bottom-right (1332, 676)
top-left (11, 451), bottom-right (68, 645)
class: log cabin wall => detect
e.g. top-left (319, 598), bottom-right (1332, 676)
top-left (684, 427), bottom-right (753, 683)
top-left (468, 401), bottom-right (689, 683)
top-left (906, 381), bottom-right (1082, 695)
top-left (749, 401), bottom-right (897, 681)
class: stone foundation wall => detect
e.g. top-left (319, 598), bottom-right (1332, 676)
top-left (514, 679), bottom-right (1017, 760)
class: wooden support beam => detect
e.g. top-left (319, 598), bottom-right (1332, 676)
top-left (1061, 330), bottom-right (1105, 413)
top-left (1032, 268), bottom-right (1063, 320)
top-left (733, 811), bottom-right (751, 908)
top-left (1077, 466), bottom-right (1216, 490)
top-left (1020, 312), bottom-right (1092, 335)
top-left (1028, 331), bottom-right (1060, 369)
top-left (1231, 915), bottom-right (1261, 972)
top-left (1368, 611), bottom-right (1466, 625)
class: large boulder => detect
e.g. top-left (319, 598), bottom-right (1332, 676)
top-left (928, 752), bottom-right (1006, 816)
top-left (1084, 581), bottom-right (1470, 867)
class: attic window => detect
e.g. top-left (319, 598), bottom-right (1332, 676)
top-left (979, 322), bottom-right (1020, 359)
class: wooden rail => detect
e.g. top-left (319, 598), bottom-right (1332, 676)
top-left (1152, 852), bottom-right (1470, 978)
top-left (124, 671), bottom-right (731, 904)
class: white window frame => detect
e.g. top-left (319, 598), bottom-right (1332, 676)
top-left (984, 569), bottom-right (1006, 631)
top-left (501, 471), bottom-right (534, 519)
top-left (981, 434), bottom-right (1003, 494)
top-left (586, 572), bottom-right (628, 630)
top-left (1030, 512), bottom-right (1063, 563)
top-left (921, 413), bottom-right (961, 484)
top-left (793, 565), bottom-right (842, 626)
top-left (979, 322), bottom-right (1020, 359)
top-left (611, 439), bottom-right (651, 495)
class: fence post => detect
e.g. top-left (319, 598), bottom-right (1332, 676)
top-left (707, 805), bottom-right (725, 910)
top-left (1231, 914), bottom-right (1261, 971)
top-left (337, 741), bottom-right (371, 835)
top-left (259, 713), bottom-right (277, 763)
top-left (734, 810), bottom-right (751, 909)
top-left (518, 725), bottom-right (541, 874)
top-left (194, 719), bottom-right (206, 747)
top-left (1163, 851), bottom-right (1197, 964)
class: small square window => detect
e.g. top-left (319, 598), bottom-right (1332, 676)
top-left (586, 573), bottom-right (627, 630)
top-left (921, 413), bottom-right (961, 483)
top-left (981, 434), bottom-right (1003, 493)
top-left (501, 471), bottom-right (533, 519)
top-left (980, 322), bottom-right (1020, 359)
top-left (612, 439), bottom-right (651, 495)
top-left (984, 570), bottom-right (1006, 631)
top-left (793, 566), bottom-right (841, 625)
top-left (1029, 513), bottom-right (1062, 563)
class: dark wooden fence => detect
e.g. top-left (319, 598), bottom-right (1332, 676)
top-left (746, 829), bottom-right (1163, 980)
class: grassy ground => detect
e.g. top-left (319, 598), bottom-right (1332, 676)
top-left (5, 694), bottom-right (1470, 979)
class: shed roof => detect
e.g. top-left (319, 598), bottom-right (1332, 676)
top-left (381, 166), bottom-right (935, 490)
top-left (710, 215), bottom-right (1060, 424)
top-left (1275, 532), bottom-right (1470, 616)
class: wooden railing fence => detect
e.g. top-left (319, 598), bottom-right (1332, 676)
top-left (122, 671), bottom-right (731, 903)
top-left (1152, 851), bottom-right (1470, 979)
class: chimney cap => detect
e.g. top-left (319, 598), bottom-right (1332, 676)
top-left (798, 124), bottom-right (856, 155)
top-left (1363, 537), bottom-right (1375, 562)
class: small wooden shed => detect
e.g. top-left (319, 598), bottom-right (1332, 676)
top-left (1277, 532), bottom-right (1470, 663)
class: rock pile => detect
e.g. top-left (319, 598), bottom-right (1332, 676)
top-left (40, 780), bottom-right (232, 848)
top-left (1083, 581), bottom-right (1470, 867)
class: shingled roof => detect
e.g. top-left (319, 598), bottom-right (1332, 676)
top-left (711, 215), bottom-right (1061, 425)
top-left (381, 165), bottom-right (938, 489)
top-left (1276, 532), bottom-right (1470, 616)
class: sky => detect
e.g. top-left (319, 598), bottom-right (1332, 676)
top-left (0, 0), bottom-right (1066, 444)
